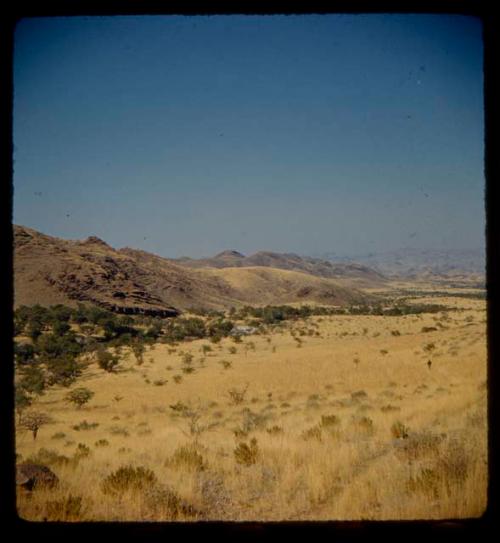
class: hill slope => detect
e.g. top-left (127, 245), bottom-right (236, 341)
top-left (174, 250), bottom-right (386, 286)
top-left (14, 225), bottom-right (373, 314)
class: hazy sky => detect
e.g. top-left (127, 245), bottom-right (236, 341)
top-left (13, 14), bottom-right (484, 258)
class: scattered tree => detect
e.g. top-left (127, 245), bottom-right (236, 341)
top-left (65, 387), bottom-right (94, 409)
top-left (19, 411), bottom-right (53, 440)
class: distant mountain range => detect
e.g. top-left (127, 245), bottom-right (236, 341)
top-left (319, 247), bottom-right (485, 283)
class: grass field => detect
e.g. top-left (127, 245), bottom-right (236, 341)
top-left (15, 288), bottom-right (487, 521)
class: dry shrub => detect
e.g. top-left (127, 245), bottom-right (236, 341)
top-left (198, 475), bottom-right (232, 519)
top-left (266, 425), bottom-right (284, 436)
top-left (228, 384), bottom-right (249, 405)
top-left (95, 439), bottom-right (109, 447)
top-left (144, 485), bottom-right (199, 520)
top-left (353, 416), bottom-right (374, 436)
top-left (166, 444), bottom-right (206, 472)
top-left (109, 426), bottom-right (130, 437)
top-left (234, 438), bottom-right (259, 466)
top-left (74, 443), bottom-right (91, 461)
top-left (101, 465), bottom-right (157, 496)
top-left (320, 414), bottom-right (340, 428)
top-left (436, 438), bottom-right (470, 488)
top-left (45, 494), bottom-right (88, 521)
top-left (406, 468), bottom-right (441, 499)
top-left (73, 420), bottom-right (99, 431)
top-left (27, 448), bottom-right (71, 468)
top-left (381, 404), bottom-right (400, 413)
top-left (394, 431), bottom-right (443, 461)
top-left (301, 425), bottom-right (322, 442)
top-left (241, 408), bottom-right (269, 432)
top-left (391, 421), bottom-right (410, 440)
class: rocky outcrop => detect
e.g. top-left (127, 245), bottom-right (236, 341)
top-left (16, 463), bottom-right (59, 491)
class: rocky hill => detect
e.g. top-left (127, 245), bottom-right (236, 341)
top-left (173, 250), bottom-right (386, 286)
top-left (14, 225), bottom-right (374, 315)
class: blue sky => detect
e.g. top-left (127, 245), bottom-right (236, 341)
top-left (13, 14), bottom-right (484, 258)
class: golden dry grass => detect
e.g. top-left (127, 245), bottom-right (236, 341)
top-left (15, 292), bottom-right (487, 521)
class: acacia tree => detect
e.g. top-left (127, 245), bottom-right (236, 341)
top-left (19, 411), bottom-right (53, 440)
top-left (65, 387), bottom-right (94, 409)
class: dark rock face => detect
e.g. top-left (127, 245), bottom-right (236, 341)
top-left (16, 463), bottom-right (59, 491)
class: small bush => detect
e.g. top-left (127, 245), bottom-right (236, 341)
top-left (354, 416), bottom-right (374, 435)
top-left (27, 447), bottom-right (71, 467)
top-left (173, 375), bottom-right (183, 384)
top-left (219, 359), bottom-right (232, 370)
top-left (74, 443), bottom-right (91, 459)
top-left (46, 495), bottom-right (86, 521)
top-left (234, 438), bottom-right (259, 466)
top-left (320, 414), bottom-right (340, 428)
top-left (96, 349), bottom-right (120, 373)
top-left (394, 431), bottom-right (443, 461)
top-left (391, 421), bottom-right (410, 439)
top-left (153, 379), bottom-right (167, 386)
top-left (109, 426), bottom-right (130, 437)
top-left (51, 432), bottom-right (66, 440)
top-left (406, 468), bottom-right (441, 499)
top-left (95, 439), bottom-right (109, 447)
top-left (72, 420), bottom-right (99, 431)
top-left (266, 425), bottom-right (284, 436)
top-left (101, 465), bottom-right (158, 496)
top-left (381, 404), bottom-right (400, 413)
top-left (227, 384), bottom-right (249, 405)
top-left (166, 444), bottom-right (206, 472)
top-left (301, 425), bottom-right (322, 442)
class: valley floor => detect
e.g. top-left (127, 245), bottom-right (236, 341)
top-left (15, 288), bottom-right (488, 521)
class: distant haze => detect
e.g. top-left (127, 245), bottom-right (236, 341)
top-left (13, 14), bottom-right (485, 259)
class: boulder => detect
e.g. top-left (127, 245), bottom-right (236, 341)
top-left (16, 463), bottom-right (59, 491)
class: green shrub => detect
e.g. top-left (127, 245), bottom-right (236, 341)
top-left (65, 387), bottom-right (94, 409)
top-left (96, 349), bottom-right (120, 373)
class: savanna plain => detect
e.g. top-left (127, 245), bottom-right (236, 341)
top-left (15, 286), bottom-right (487, 522)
